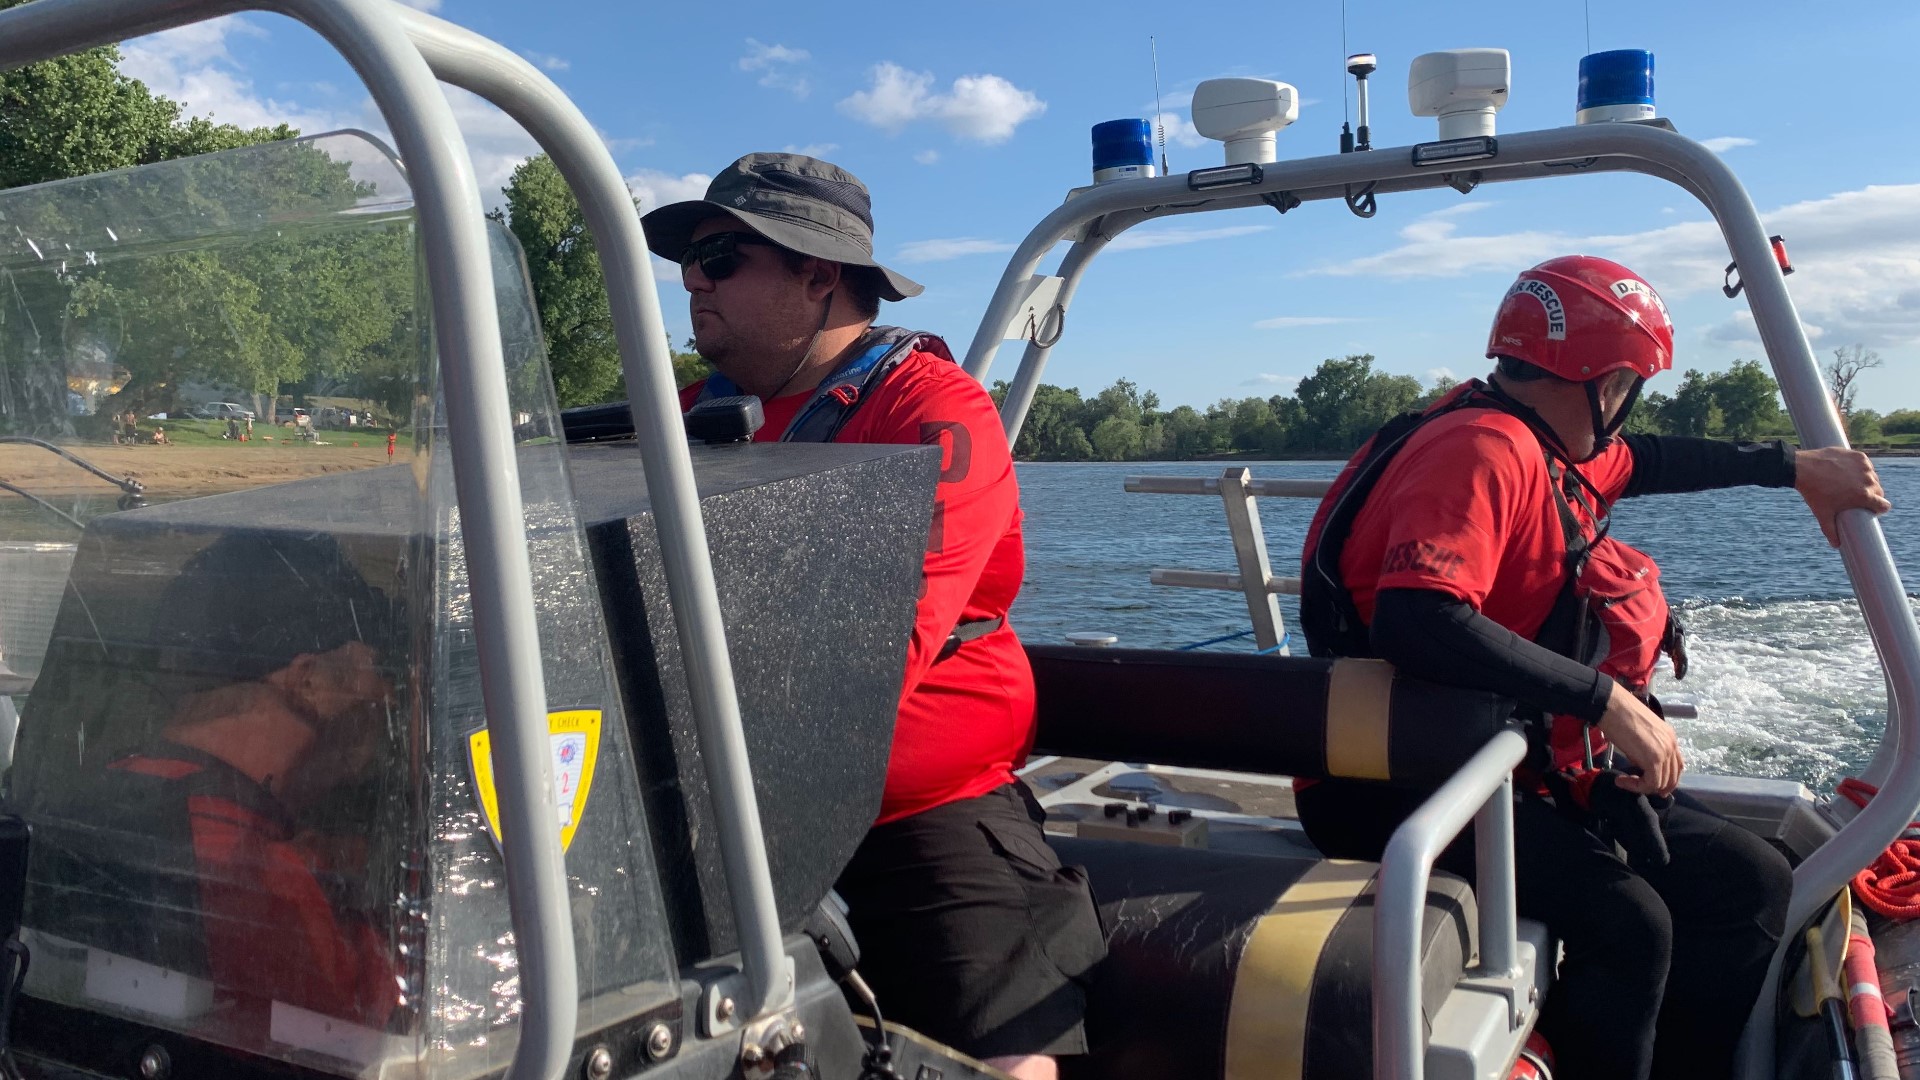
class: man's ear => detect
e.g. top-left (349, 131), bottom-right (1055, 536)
top-left (804, 257), bottom-right (841, 302)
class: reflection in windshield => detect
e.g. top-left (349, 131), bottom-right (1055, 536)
top-left (27, 530), bottom-right (409, 1033)
top-left (0, 132), bottom-right (679, 1078)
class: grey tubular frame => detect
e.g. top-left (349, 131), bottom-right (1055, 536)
top-left (0, 2), bottom-right (570, 1077)
top-left (1375, 728), bottom-right (1529, 1080)
top-left (392, 6), bottom-right (791, 1025)
top-left (963, 123), bottom-right (1920, 1078)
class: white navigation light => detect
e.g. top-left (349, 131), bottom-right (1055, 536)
top-left (1191, 78), bottom-right (1298, 166)
top-left (1408, 49), bottom-right (1510, 140)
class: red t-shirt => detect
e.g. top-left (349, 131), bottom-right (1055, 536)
top-left (1317, 406), bottom-right (1632, 637)
top-left (1304, 396), bottom-right (1637, 771)
top-left (682, 349), bottom-right (1034, 824)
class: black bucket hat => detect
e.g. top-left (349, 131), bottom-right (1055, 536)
top-left (640, 152), bottom-right (923, 302)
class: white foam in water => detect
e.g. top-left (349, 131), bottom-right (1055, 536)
top-left (1653, 597), bottom-right (1903, 789)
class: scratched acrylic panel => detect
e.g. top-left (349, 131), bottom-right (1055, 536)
top-left (0, 131), bottom-right (677, 1078)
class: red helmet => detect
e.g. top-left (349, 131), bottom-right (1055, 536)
top-left (1485, 255), bottom-right (1674, 382)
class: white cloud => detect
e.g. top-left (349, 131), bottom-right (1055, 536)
top-left (439, 85), bottom-right (541, 200)
top-left (1107, 223), bottom-right (1270, 252)
top-left (121, 17), bottom-right (340, 135)
top-left (1706, 309), bottom-right (1827, 346)
top-left (740, 39), bottom-right (809, 68)
top-left (782, 143), bottom-right (839, 158)
top-left (1426, 366), bottom-right (1459, 384)
top-left (1308, 184), bottom-right (1920, 349)
top-left (1243, 373), bottom-right (1302, 391)
top-left (914, 149), bottom-right (941, 166)
top-left (1700, 136), bottom-right (1757, 154)
top-left (118, 17), bottom-right (541, 206)
top-left (896, 237), bottom-right (1016, 263)
top-left (1253, 315), bottom-right (1354, 329)
top-left (522, 51), bottom-right (569, 72)
top-left (839, 62), bottom-right (1045, 144)
top-left (1149, 111), bottom-right (1208, 152)
top-left (626, 168), bottom-right (712, 211)
top-left (740, 39), bottom-right (811, 98)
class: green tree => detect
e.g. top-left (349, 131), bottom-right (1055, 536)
top-left (1224, 397), bottom-right (1285, 453)
top-left (0, 7), bottom-right (321, 436)
top-left (495, 154), bottom-right (623, 408)
top-left (0, 0), bottom-right (293, 192)
top-left (671, 336), bottom-right (710, 389)
top-left (1881, 409), bottom-right (1920, 436)
top-left (1089, 415), bottom-right (1143, 461)
top-left (1850, 408), bottom-right (1884, 444)
top-left (1291, 354), bottom-right (1421, 451)
top-left (1662, 370), bottom-right (1721, 438)
top-left (1708, 360), bottom-right (1782, 439)
top-left (1624, 391), bottom-right (1669, 435)
top-left (1161, 405), bottom-right (1213, 458)
top-left (1010, 383), bottom-right (1092, 459)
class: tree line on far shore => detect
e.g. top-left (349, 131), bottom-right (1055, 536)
top-left (985, 349), bottom-right (1901, 462)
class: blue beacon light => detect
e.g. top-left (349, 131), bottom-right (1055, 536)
top-left (1577, 49), bottom-right (1655, 124)
top-left (1091, 119), bottom-right (1156, 183)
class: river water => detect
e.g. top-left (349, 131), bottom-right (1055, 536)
top-left (1013, 459), bottom-right (1920, 791)
top-left (6, 455), bottom-right (1911, 790)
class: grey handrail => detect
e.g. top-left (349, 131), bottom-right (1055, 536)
top-left (391, 5), bottom-right (792, 1022)
top-left (960, 122), bottom-right (1920, 1073)
top-left (1125, 475), bottom-right (1334, 499)
top-left (1374, 727), bottom-right (1530, 1080)
top-left (0, 3), bottom-right (576, 1078)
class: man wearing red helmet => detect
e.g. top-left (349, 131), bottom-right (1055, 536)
top-left (1298, 256), bottom-right (1889, 1080)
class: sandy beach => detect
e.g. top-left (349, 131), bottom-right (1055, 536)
top-left (0, 443), bottom-right (400, 498)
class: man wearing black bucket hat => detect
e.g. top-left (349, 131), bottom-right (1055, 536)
top-left (644, 154), bottom-right (1104, 1078)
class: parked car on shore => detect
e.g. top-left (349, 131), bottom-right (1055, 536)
top-left (190, 402), bottom-right (255, 421)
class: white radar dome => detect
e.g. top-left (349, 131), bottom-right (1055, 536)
top-left (1191, 78), bottom-right (1299, 166)
top-left (1408, 49), bottom-right (1511, 140)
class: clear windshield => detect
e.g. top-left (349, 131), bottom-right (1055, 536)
top-left (0, 131), bottom-right (676, 1077)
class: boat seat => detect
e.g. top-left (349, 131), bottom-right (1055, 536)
top-left (1056, 838), bottom-right (1476, 1080)
top-left (1027, 648), bottom-right (1519, 1078)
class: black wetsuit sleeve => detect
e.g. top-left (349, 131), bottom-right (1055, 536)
top-left (1620, 434), bottom-right (1796, 498)
top-left (1371, 588), bottom-right (1615, 723)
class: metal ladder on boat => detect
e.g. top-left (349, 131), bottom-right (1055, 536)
top-left (1125, 466), bottom-right (1331, 656)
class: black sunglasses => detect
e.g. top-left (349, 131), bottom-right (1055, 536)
top-left (679, 231), bottom-right (773, 282)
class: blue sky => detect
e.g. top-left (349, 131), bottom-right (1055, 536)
top-left (113, 0), bottom-right (1920, 412)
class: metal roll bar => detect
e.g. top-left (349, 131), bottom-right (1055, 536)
top-left (963, 122), bottom-right (1920, 1077)
top-left (0, 2), bottom-right (574, 1076)
top-left (392, 5), bottom-right (791, 1026)
top-left (1375, 727), bottom-right (1530, 1080)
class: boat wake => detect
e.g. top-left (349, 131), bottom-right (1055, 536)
top-left (1655, 596), bottom-right (1910, 789)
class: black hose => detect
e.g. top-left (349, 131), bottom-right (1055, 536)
top-left (846, 972), bottom-right (900, 1080)
top-left (0, 481), bottom-right (83, 532)
top-left (0, 436), bottom-right (146, 498)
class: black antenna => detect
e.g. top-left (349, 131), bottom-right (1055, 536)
top-left (1151, 36), bottom-right (1169, 175)
top-left (1340, 0), bottom-right (1354, 153)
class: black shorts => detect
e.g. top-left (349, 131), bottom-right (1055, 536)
top-left (833, 781), bottom-right (1107, 1061)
